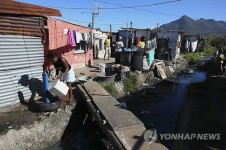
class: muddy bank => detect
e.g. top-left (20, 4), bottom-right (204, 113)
top-left (0, 104), bottom-right (75, 150)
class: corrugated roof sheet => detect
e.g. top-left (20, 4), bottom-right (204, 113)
top-left (0, 0), bottom-right (61, 16)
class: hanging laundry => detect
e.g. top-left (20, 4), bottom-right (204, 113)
top-left (76, 32), bottom-right (82, 43)
top-left (146, 37), bottom-right (157, 49)
top-left (147, 48), bottom-right (155, 65)
top-left (81, 33), bottom-right (85, 41)
top-left (185, 40), bottom-right (189, 50)
top-left (67, 29), bottom-right (76, 46)
top-left (191, 40), bottom-right (198, 52)
top-left (73, 31), bottom-right (77, 44)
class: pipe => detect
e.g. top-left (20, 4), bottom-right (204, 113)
top-left (42, 72), bottom-right (51, 104)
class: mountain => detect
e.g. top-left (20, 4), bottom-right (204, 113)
top-left (160, 15), bottom-right (226, 35)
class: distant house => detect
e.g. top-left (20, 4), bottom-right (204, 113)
top-left (157, 30), bottom-right (184, 59)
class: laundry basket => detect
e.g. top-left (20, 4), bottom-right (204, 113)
top-left (48, 80), bottom-right (69, 98)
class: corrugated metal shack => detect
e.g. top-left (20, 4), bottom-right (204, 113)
top-left (0, 0), bottom-right (61, 108)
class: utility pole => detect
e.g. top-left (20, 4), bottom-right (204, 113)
top-left (91, 7), bottom-right (100, 30)
top-left (130, 22), bottom-right (133, 46)
top-left (126, 22), bottom-right (128, 48)
top-left (110, 24), bottom-right (112, 36)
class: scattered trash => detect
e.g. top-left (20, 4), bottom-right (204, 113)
top-left (142, 83), bottom-right (149, 86)
top-left (140, 110), bottom-right (150, 115)
top-left (119, 102), bottom-right (127, 109)
top-left (8, 126), bottom-right (13, 129)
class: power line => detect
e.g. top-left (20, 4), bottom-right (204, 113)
top-left (38, 0), bottom-right (181, 10)
top-left (58, 16), bottom-right (90, 24)
top-left (95, 0), bottom-right (183, 17)
top-left (97, 0), bottom-right (182, 9)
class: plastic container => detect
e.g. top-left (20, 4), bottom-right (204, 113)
top-left (99, 63), bottom-right (106, 73)
top-left (131, 54), bottom-right (143, 71)
top-left (78, 76), bottom-right (93, 83)
top-left (48, 80), bottom-right (69, 98)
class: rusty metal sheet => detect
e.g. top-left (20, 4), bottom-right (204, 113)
top-left (0, 0), bottom-right (61, 16)
top-left (0, 15), bottom-right (46, 37)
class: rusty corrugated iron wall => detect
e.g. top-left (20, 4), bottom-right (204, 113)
top-left (0, 35), bottom-right (44, 108)
top-left (0, 14), bottom-right (47, 37)
top-left (0, 0), bottom-right (61, 16)
top-left (0, 14), bottom-right (47, 108)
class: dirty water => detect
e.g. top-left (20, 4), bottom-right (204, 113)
top-left (49, 71), bottom-right (207, 150)
top-left (125, 71), bottom-right (207, 149)
top-left (48, 99), bottom-right (113, 150)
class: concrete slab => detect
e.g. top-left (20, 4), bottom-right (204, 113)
top-left (82, 81), bottom-right (168, 150)
top-left (84, 81), bottom-right (143, 130)
top-left (115, 124), bottom-right (168, 150)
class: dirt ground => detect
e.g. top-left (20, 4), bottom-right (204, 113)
top-left (0, 104), bottom-right (42, 135)
top-left (0, 58), bottom-right (115, 136)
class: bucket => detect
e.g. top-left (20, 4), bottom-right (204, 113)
top-left (99, 63), bottom-right (106, 73)
top-left (48, 80), bottom-right (69, 98)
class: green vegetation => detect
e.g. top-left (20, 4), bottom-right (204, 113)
top-left (100, 82), bottom-right (119, 98)
top-left (185, 45), bottom-right (215, 65)
top-left (100, 72), bottom-right (139, 98)
top-left (185, 52), bottom-right (201, 65)
top-left (206, 35), bottom-right (226, 48)
top-left (184, 35), bottom-right (226, 65)
top-left (122, 73), bottom-right (138, 93)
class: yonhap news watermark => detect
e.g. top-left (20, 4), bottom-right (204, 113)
top-left (144, 128), bottom-right (221, 145)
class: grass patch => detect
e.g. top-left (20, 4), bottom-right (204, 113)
top-left (100, 72), bottom-right (139, 97)
top-left (202, 45), bottom-right (215, 56)
top-left (123, 73), bottom-right (138, 93)
top-left (185, 45), bottom-right (215, 65)
top-left (185, 52), bottom-right (201, 65)
top-left (100, 82), bottom-right (119, 98)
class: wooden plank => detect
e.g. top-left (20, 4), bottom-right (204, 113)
top-left (156, 64), bottom-right (167, 79)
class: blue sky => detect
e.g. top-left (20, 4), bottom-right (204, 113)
top-left (17, 0), bottom-right (226, 32)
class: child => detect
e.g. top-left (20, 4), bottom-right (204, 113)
top-left (47, 51), bottom-right (76, 104)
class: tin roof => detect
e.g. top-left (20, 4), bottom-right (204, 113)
top-left (0, 0), bottom-right (61, 16)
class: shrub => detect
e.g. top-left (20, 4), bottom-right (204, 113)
top-left (122, 73), bottom-right (138, 93)
top-left (185, 52), bottom-right (201, 65)
top-left (100, 82), bottom-right (119, 98)
top-left (202, 45), bottom-right (215, 56)
top-left (185, 45), bottom-right (215, 65)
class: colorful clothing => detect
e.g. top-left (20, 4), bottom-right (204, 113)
top-left (67, 29), bottom-right (76, 46)
top-left (104, 38), bottom-right (111, 47)
top-left (138, 41), bottom-right (145, 48)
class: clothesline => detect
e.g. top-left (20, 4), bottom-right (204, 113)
top-left (67, 29), bottom-right (90, 47)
